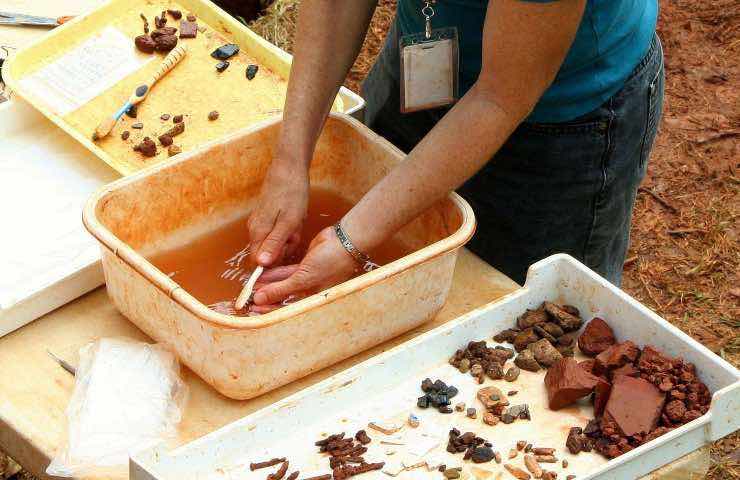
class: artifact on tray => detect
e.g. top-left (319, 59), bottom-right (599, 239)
top-left (154, 33), bottom-right (178, 52)
top-left (544, 357), bottom-right (608, 410)
top-left (513, 349), bottom-right (540, 372)
top-left (134, 137), bottom-right (157, 157)
top-left (151, 27), bottom-right (177, 40)
top-left (135, 34), bottom-right (156, 54)
top-left (246, 64), bottom-right (259, 80)
top-left (208, 110), bottom-right (220, 121)
top-left (417, 378), bottom-right (458, 413)
top-left (315, 430), bottom-right (384, 479)
top-left (211, 43), bottom-right (240, 60)
top-left (577, 317), bottom-right (616, 356)
top-left (446, 429), bottom-right (495, 464)
top-left (559, 317), bottom-right (712, 459)
top-left (163, 121), bottom-right (185, 138)
top-left (167, 144), bottom-right (182, 156)
top-left (449, 340), bottom-right (514, 382)
top-left (167, 9), bottom-right (182, 20)
top-left (179, 20), bottom-right (198, 38)
top-left (528, 338), bottom-right (562, 367)
top-left (216, 60), bottom-right (230, 72)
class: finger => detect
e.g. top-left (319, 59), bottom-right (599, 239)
top-left (247, 213), bottom-right (275, 255)
top-left (256, 218), bottom-right (298, 266)
top-left (283, 232), bottom-right (301, 261)
top-left (259, 264), bottom-right (300, 283)
top-left (253, 273), bottom-right (308, 306)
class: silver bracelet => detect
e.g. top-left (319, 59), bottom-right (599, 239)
top-left (334, 222), bottom-right (379, 272)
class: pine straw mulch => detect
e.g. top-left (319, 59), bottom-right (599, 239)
top-left (3, 1), bottom-right (737, 479)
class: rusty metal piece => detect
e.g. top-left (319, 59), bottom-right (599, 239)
top-left (250, 457), bottom-right (286, 471)
top-left (535, 455), bottom-right (557, 463)
top-left (267, 460), bottom-right (289, 480)
top-left (354, 430), bottom-right (371, 445)
top-left (532, 448), bottom-right (555, 456)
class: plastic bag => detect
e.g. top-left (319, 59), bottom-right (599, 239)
top-left (47, 338), bottom-right (188, 478)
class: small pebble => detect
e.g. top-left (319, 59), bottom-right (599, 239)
top-left (493, 451), bottom-right (502, 464)
top-left (562, 459), bottom-right (568, 468)
top-left (455, 402), bottom-right (466, 412)
top-left (160, 113), bottom-right (170, 121)
top-left (173, 114), bottom-right (183, 123)
top-left (483, 412), bottom-right (498, 426)
top-left (470, 364), bottom-right (484, 377)
top-left (466, 408), bottom-right (477, 419)
top-left (121, 130), bottom-right (130, 140)
top-left (408, 413), bottom-right (420, 428)
top-left (523, 454), bottom-right (542, 478)
top-left (246, 64), bottom-right (259, 80)
top-left (505, 366), bottom-right (521, 382)
top-left (508, 449), bottom-right (518, 459)
top-left (159, 134), bottom-right (173, 146)
top-left (131, 122), bottom-right (143, 129)
top-left (459, 358), bottom-right (471, 373)
top-left (525, 444), bottom-right (533, 453)
top-left (167, 144), bottom-right (181, 156)
top-left (508, 390), bottom-right (518, 396)
top-left (439, 406), bottom-right (453, 414)
top-left (208, 110), bottom-right (219, 121)
top-left (186, 13), bottom-right (196, 21)
top-left (444, 468), bottom-right (460, 479)
top-left (216, 60), bottom-right (230, 72)
top-left (517, 441), bottom-right (527, 451)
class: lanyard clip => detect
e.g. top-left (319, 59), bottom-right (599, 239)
top-left (422, 1), bottom-right (435, 39)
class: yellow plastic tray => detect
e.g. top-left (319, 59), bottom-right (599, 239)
top-left (4, 0), bottom-right (363, 175)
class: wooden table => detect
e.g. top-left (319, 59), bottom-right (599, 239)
top-left (0, 250), bottom-right (520, 479)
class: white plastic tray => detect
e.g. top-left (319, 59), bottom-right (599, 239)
top-left (130, 254), bottom-right (740, 480)
top-left (0, 99), bottom-right (118, 337)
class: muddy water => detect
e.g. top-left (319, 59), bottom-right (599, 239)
top-left (149, 188), bottom-right (410, 315)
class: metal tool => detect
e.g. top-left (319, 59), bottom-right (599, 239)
top-left (47, 350), bottom-right (76, 376)
top-left (93, 44), bottom-right (187, 140)
top-left (0, 11), bottom-right (73, 28)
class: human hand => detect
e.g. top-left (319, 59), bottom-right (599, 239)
top-left (248, 160), bottom-right (309, 267)
top-left (250, 226), bottom-right (359, 310)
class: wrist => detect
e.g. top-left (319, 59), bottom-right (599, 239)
top-left (339, 209), bottom-right (390, 259)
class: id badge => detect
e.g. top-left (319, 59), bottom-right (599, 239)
top-left (399, 12), bottom-right (459, 113)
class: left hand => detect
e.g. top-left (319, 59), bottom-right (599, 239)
top-left (250, 226), bottom-right (358, 311)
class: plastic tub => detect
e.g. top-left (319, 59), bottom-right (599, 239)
top-left (83, 113), bottom-right (476, 400)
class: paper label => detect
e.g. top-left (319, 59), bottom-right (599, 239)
top-left (19, 27), bottom-right (152, 116)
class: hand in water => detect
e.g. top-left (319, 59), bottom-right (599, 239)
top-left (248, 162), bottom-right (309, 267)
top-left (250, 226), bottom-right (358, 311)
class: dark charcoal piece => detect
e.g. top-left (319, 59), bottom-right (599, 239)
top-left (421, 378), bottom-right (434, 392)
top-left (160, 113), bottom-right (170, 121)
top-left (216, 60), bottom-right (230, 72)
top-left (211, 43), bottom-right (240, 59)
top-left (126, 104), bottom-right (138, 118)
top-left (167, 9), bottom-right (182, 19)
top-left (246, 64), bottom-right (259, 80)
top-left (131, 122), bottom-right (143, 129)
top-left (433, 380), bottom-right (448, 392)
top-left (121, 130), bottom-right (130, 140)
top-left (471, 447), bottom-right (495, 463)
top-left (173, 114), bottom-right (183, 123)
top-left (445, 386), bottom-right (459, 398)
top-left (439, 406), bottom-right (453, 414)
top-left (417, 396), bottom-right (430, 409)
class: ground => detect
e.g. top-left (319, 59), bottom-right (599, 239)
top-left (2, 0), bottom-right (737, 478)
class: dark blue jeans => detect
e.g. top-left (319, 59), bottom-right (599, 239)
top-left (361, 25), bottom-right (664, 285)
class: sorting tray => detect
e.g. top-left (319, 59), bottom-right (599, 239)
top-left (130, 254), bottom-right (740, 480)
top-left (3, 0), bottom-right (364, 175)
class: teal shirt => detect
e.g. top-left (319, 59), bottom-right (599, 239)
top-left (397, 0), bottom-right (658, 123)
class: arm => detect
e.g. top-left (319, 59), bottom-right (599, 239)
top-left (253, 0), bottom-right (587, 306)
top-left (248, 0), bottom-right (378, 266)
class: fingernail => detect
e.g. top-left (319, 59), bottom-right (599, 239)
top-left (258, 253), bottom-right (271, 264)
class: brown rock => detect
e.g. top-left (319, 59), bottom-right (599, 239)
top-left (544, 302), bottom-right (583, 332)
top-left (208, 110), bottom-right (219, 121)
top-left (593, 377), bottom-right (612, 416)
top-left (578, 317), bottom-right (616, 356)
top-left (514, 328), bottom-right (540, 351)
top-left (533, 324), bottom-right (557, 344)
top-left (483, 412), bottom-right (499, 426)
top-left (487, 364), bottom-right (505, 380)
top-left (477, 386), bottom-right (509, 411)
top-left (665, 399), bottom-right (687, 423)
top-left (514, 349), bottom-right (541, 372)
top-left (541, 322), bottom-right (564, 338)
top-left (504, 366), bottom-right (521, 382)
top-left (544, 358), bottom-right (604, 410)
top-left (610, 363), bottom-right (639, 380)
top-left (150, 27), bottom-right (177, 39)
top-left (528, 338), bottom-right (563, 367)
top-left (558, 331), bottom-right (578, 346)
top-left (158, 134), bottom-right (173, 146)
top-left (121, 130), bottom-right (130, 140)
top-left (603, 375), bottom-right (665, 436)
top-left (179, 20), bottom-right (198, 38)
top-left (167, 9), bottom-right (182, 19)
top-left (167, 144), bottom-right (182, 157)
top-left (594, 341), bottom-right (640, 375)
top-left (637, 345), bottom-right (674, 373)
top-left (134, 35), bottom-right (156, 53)
top-left (579, 359), bottom-right (596, 374)
top-left (517, 307), bottom-right (548, 329)
top-left (136, 136), bottom-right (157, 157)
top-left (154, 34), bottom-right (178, 51)
top-left (556, 344), bottom-right (575, 357)
top-left (164, 121), bottom-right (185, 137)
top-left (494, 328), bottom-right (519, 343)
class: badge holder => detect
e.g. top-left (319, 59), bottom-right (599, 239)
top-left (399, 2), bottom-right (459, 113)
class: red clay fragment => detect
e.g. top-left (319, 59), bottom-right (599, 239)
top-left (603, 375), bottom-right (665, 437)
top-left (610, 363), bottom-right (639, 380)
top-left (545, 358), bottom-right (604, 410)
top-left (593, 378), bottom-right (612, 416)
top-left (578, 317), bottom-right (616, 356)
top-left (594, 341), bottom-right (640, 375)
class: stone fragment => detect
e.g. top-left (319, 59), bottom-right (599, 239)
top-left (665, 399), bottom-right (687, 423)
top-left (636, 345), bottom-right (675, 373)
top-left (158, 133), bottom-right (173, 146)
top-left (483, 412), bottom-right (499, 426)
top-left (603, 375), bottom-right (665, 437)
top-left (514, 350), bottom-right (541, 372)
top-left (523, 455), bottom-right (542, 478)
top-left (179, 20), bottom-right (197, 38)
top-left (566, 427), bottom-right (585, 454)
top-left (455, 402), bottom-right (466, 412)
top-left (487, 364), bottom-right (504, 380)
top-left (459, 358), bottom-right (471, 373)
top-left (593, 377), bottom-right (612, 416)
top-left (516, 440), bottom-right (526, 451)
top-left (517, 307), bottom-right (549, 329)
top-left (528, 339), bottom-right (563, 367)
top-left (154, 34), bottom-right (178, 52)
top-left (544, 302), bottom-right (583, 332)
top-left (594, 341), bottom-right (640, 374)
top-left (135, 136), bottom-right (157, 157)
top-left (150, 26), bottom-right (177, 39)
top-left (610, 363), bottom-right (639, 380)
top-left (544, 358), bottom-right (605, 410)
top-left (211, 43), bottom-right (239, 59)
top-left (494, 328), bottom-right (519, 343)
top-left (215, 60), bottom-right (229, 72)
top-left (471, 364), bottom-right (484, 377)
top-left (556, 344), bottom-right (575, 357)
top-left (504, 464), bottom-right (530, 480)
top-left (508, 449), bottom-right (517, 459)
top-left (535, 455), bottom-right (557, 463)
top-left (557, 332), bottom-right (578, 347)
top-left (578, 317), bottom-right (616, 356)
top-left (135, 34), bottom-right (156, 53)
top-left (505, 366), bottom-right (521, 382)
top-left (467, 408), bottom-right (477, 419)
top-left (514, 328), bottom-right (541, 351)
top-left (121, 130), bottom-right (130, 140)
top-left (444, 468), bottom-right (460, 479)
top-left (208, 110), bottom-right (219, 121)
top-left (472, 447), bottom-right (495, 463)
top-left (246, 64), bottom-right (259, 80)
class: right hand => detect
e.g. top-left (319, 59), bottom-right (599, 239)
top-left (248, 160), bottom-right (309, 267)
